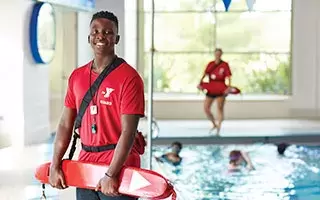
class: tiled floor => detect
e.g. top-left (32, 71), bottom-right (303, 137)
top-left (1, 119), bottom-right (320, 200)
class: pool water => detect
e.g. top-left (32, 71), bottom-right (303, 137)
top-left (152, 144), bottom-right (320, 200)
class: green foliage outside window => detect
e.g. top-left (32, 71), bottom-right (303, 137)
top-left (142, 0), bottom-right (292, 95)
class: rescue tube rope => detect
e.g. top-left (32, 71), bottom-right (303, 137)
top-left (40, 183), bottom-right (46, 200)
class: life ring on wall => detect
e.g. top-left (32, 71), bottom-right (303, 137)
top-left (29, 2), bottom-right (56, 64)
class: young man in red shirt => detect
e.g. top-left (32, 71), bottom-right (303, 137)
top-left (48, 11), bottom-right (145, 200)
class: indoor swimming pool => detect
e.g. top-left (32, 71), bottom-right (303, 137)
top-left (153, 144), bottom-right (320, 200)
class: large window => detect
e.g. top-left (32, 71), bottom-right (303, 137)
top-left (141, 0), bottom-right (292, 95)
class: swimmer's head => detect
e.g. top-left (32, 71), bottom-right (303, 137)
top-left (215, 48), bottom-right (223, 60)
top-left (229, 150), bottom-right (242, 165)
top-left (171, 141), bottom-right (182, 154)
top-left (277, 143), bottom-right (289, 155)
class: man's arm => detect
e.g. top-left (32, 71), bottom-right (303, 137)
top-left (107, 73), bottom-right (145, 177)
top-left (106, 114), bottom-right (140, 177)
top-left (51, 107), bottom-right (77, 169)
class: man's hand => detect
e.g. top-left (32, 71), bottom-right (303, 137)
top-left (95, 175), bottom-right (120, 196)
top-left (49, 166), bottom-right (67, 190)
top-left (49, 107), bottom-right (76, 190)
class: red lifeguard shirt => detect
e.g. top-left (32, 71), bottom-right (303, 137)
top-left (64, 59), bottom-right (145, 167)
top-left (203, 60), bottom-right (232, 95)
top-left (205, 60), bottom-right (232, 81)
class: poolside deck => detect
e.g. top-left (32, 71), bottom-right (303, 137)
top-left (151, 119), bottom-right (320, 145)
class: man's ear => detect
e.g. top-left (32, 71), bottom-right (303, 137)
top-left (115, 35), bottom-right (120, 44)
top-left (87, 35), bottom-right (90, 43)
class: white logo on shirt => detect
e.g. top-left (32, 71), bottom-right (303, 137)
top-left (100, 87), bottom-right (114, 106)
top-left (100, 100), bottom-right (112, 105)
top-left (102, 87), bottom-right (114, 98)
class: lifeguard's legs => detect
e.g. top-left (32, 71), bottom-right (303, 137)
top-left (203, 96), bottom-right (217, 132)
top-left (215, 96), bottom-right (226, 136)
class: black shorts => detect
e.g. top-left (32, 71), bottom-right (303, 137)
top-left (205, 93), bottom-right (226, 99)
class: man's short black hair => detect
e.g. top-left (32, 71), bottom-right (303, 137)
top-left (90, 11), bottom-right (119, 30)
top-left (172, 141), bottom-right (182, 150)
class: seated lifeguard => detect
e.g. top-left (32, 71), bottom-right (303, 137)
top-left (155, 142), bottom-right (183, 166)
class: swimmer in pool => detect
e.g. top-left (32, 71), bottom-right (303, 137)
top-left (277, 143), bottom-right (290, 155)
top-left (228, 150), bottom-right (254, 171)
top-left (155, 142), bottom-right (182, 166)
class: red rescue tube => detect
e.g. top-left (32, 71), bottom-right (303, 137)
top-left (35, 160), bottom-right (176, 199)
top-left (199, 82), bottom-right (241, 95)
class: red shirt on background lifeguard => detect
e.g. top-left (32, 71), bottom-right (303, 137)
top-left (201, 60), bottom-right (232, 95)
top-left (64, 60), bottom-right (145, 168)
top-left (205, 60), bottom-right (232, 82)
